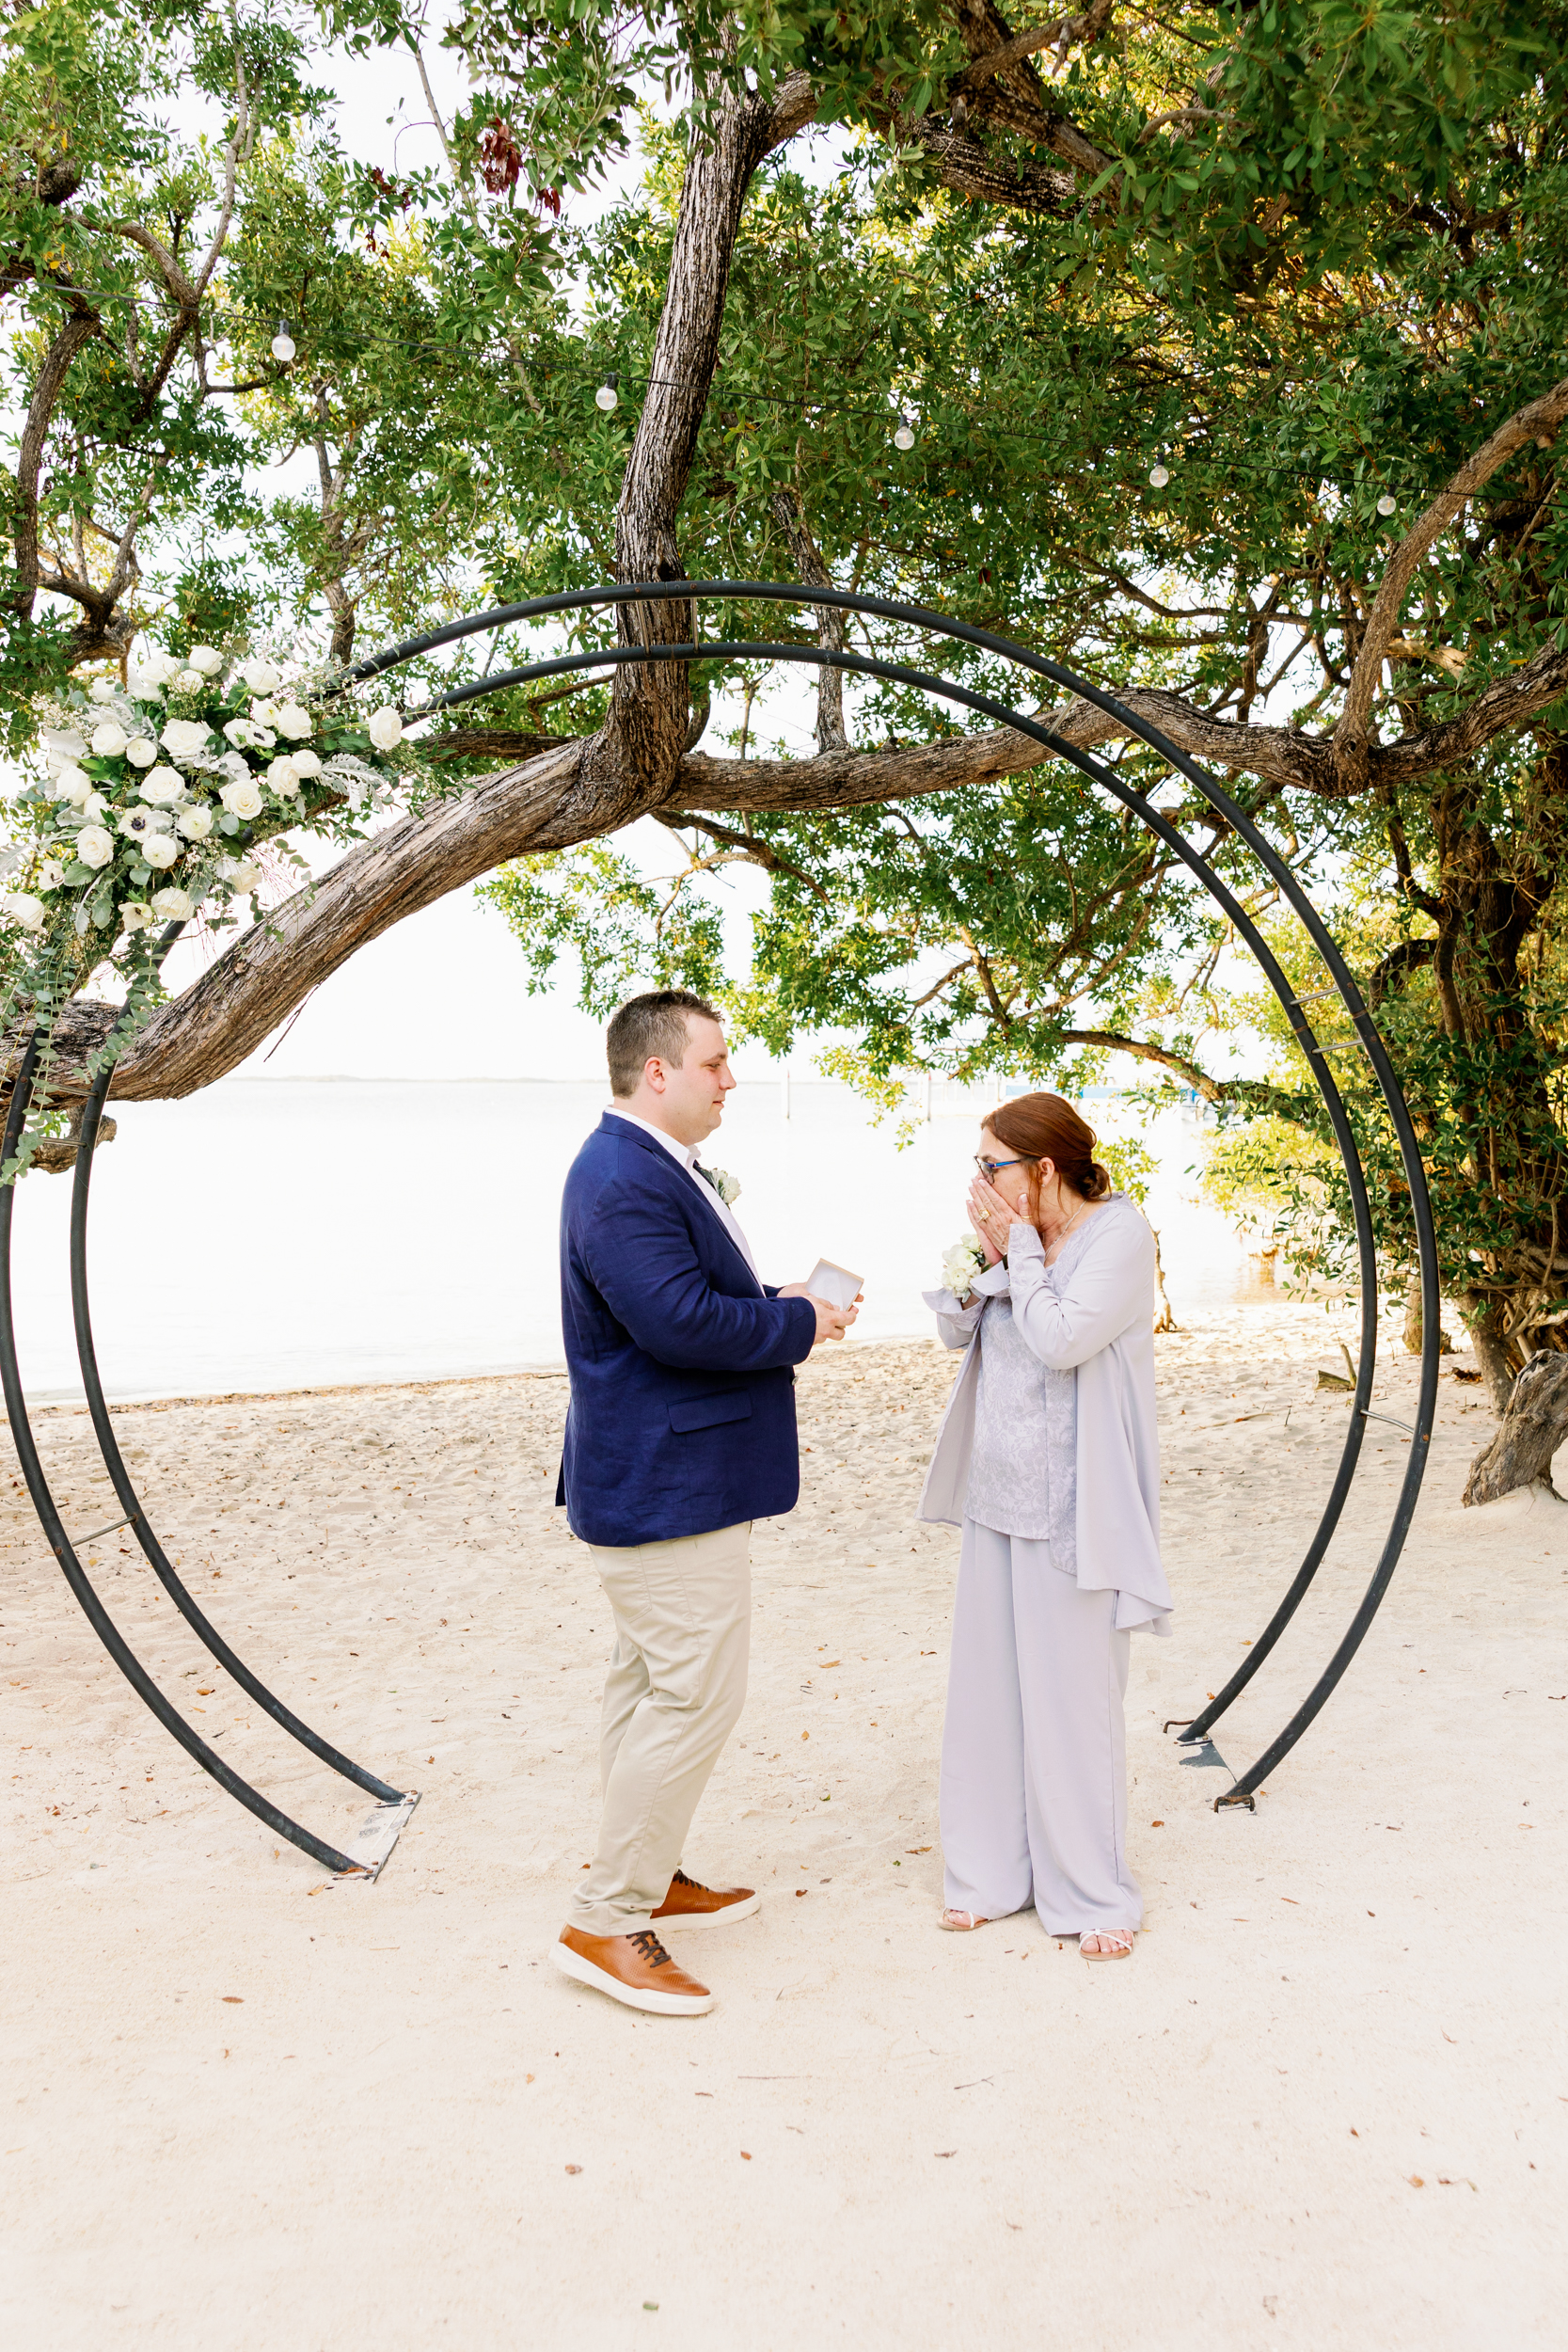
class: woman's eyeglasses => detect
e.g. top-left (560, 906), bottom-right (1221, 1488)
top-left (974, 1154), bottom-right (1031, 1180)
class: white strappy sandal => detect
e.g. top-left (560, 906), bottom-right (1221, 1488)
top-left (1079, 1927), bottom-right (1135, 1961)
top-left (939, 1909), bottom-right (990, 1932)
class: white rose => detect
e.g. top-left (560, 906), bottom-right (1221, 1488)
top-left (53, 766), bottom-right (92, 803)
top-left (82, 791), bottom-right (110, 821)
top-left (249, 697), bottom-right (280, 725)
top-left (173, 668), bottom-right (205, 693)
top-left (225, 859), bottom-right (260, 892)
top-left (90, 720), bottom-right (129, 758)
top-left (42, 728), bottom-right (88, 764)
top-left (161, 718), bottom-right (213, 760)
top-left (367, 706), bottom-right (404, 750)
top-left (4, 892), bottom-right (45, 930)
top-left (139, 765), bottom-right (184, 805)
top-left (275, 702), bottom-right (313, 739)
top-left (127, 668), bottom-right (166, 701)
top-left (135, 649), bottom-right (182, 689)
top-left (150, 886), bottom-right (194, 920)
top-left (187, 644), bottom-right (225, 676)
top-left (267, 760), bottom-right (301, 797)
top-left (176, 804), bottom-right (214, 839)
top-left (120, 901), bottom-right (155, 931)
top-left (241, 659), bottom-right (281, 694)
top-left (219, 777), bottom-right (263, 818)
top-left (125, 737), bottom-right (158, 767)
top-left (289, 746), bottom-right (323, 778)
top-left (36, 859), bottom-right (65, 891)
top-left (89, 678), bottom-right (119, 704)
top-left (141, 832), bottom-right (181, 869)
top-left (223, 717), bottom-right (257, 747)
top-left (77, 825), bottom-right (115, 868)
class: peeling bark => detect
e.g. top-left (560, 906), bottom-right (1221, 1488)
top-left (1463, 1347), bottom-right (1568, 1505)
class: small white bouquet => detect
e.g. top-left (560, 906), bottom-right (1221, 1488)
top-left (699, 1164), bottom-right (741, 1205)
top-left (941, 1232), bottom-right (988, 1302)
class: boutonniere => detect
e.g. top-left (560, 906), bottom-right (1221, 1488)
top-left (697, 1163), bottom-right (741, 1206)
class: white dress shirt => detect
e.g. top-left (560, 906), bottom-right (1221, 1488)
top-left (603, 1105), bottom-right (761, 1284)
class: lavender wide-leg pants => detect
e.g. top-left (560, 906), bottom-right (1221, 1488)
top-left (940, 1516), bottom-right (1141, 1936)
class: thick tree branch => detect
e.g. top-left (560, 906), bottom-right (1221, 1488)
top-left (577, 73), bottom-right (787, 823)
top-left (1334, 372), bottom-right (1568, 780)
top-left (10, 306), bottom-right (99, 619)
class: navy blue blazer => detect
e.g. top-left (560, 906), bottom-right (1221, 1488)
top-left (556, 1115), bottom-right (817, 1547)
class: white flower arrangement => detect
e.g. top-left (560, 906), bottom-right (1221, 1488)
top-left (2, 636), bottom-right (416, 963)
top-left (701, 1164), bottom-right (741, 1205)
top-left (941, 1232), bottom-right (988, 1301)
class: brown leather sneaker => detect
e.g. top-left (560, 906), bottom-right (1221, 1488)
top-left (553, 1926), bottom-right (716, 2015)
top-left (652, 1867), bottom-right (761, 1930)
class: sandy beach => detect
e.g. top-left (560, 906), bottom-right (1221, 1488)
top-left (4, 1306), bottom-right (1564, 2348)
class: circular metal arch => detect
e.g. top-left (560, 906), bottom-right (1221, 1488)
top-left (1, 583), bottom-right (1437, 1861)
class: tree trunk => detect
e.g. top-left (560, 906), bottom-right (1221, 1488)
top-left (1463, 1347), bottom-right (1568, 1505)
top-left (1464, 1299), bottom-right (1518, 1416)
top-left (1152, 1226), bottom-right (1178, 1333)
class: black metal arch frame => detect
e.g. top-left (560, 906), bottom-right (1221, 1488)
top-left (1, 583), bottom-right (1435, 1867)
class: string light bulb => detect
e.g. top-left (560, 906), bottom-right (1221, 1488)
top-left (893, 417), bottom-right (915, 451)
top-left (1149, 463), bottom-right (1170, 489)
top-left (594, 375), bottom-right (620, 412)
top-left (1376, 493), bottom-right (1397, 516)
top-left (270, 322), bottom-right (296, 363)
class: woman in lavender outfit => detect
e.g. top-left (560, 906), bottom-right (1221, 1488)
top-left (919, 1093), bottom-right (1170, 1961)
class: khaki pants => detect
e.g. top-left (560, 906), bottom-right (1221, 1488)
top-left (567, 1520), bottom-right (752, 1938)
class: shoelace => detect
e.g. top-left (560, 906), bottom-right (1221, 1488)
top-left (629, 1930), bottom-right (675, 1971)
top-left (669, 1867), bottom-right (699, 1890)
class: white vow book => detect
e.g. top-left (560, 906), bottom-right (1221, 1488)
top-left (806, 1258), bottom-right (863, 1310)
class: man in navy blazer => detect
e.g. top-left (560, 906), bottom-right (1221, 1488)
top-left (553, 989), bottom-right (855, 2016)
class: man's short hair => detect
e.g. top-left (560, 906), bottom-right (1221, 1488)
top-left (606, 989), bottom-right (721, 1098)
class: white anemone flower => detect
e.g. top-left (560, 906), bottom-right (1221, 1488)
top-left (120, 901), bottom-right (155, 931)
top-left (289, 746), bottom-right (323, 778)
top-left (249, 697), bottom-right (280, 725)
top-left (141, 832), bottom-right (181, 869)
top-left (160, 718), bottom-right (213, 760)
top-left (4, 892), bottom-right (45, 930)
top-left (36, 859), bottom-right (65, 891)
top-left (139, 765), bottom-right (185, 805)
top-left (150, 885), bottom-right (195, 919)
top-left (367, 706), bottom-right (404, 750)
top-left (77, 825), bottom-right (115, 868)
top-left (125, 737), bottom-right (158, 767)
top-left (275, 702), bottom-right (313, 739)
top-left (119, 805), bottom-right (159, 842)
top-left (241, 659), bottom-right (282, 694)
top-left (176, 804), bottom-right (214, 839)
top-left (187, 644), bottom-right (225, 676)
top-left (219, 777), bottom-right (263, 819)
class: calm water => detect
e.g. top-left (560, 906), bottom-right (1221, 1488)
top-left (9, 1080), bottom-right (1253, 1403)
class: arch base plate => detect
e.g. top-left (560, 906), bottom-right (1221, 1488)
top-left (330, 1790), bottom-right (421, 1883)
